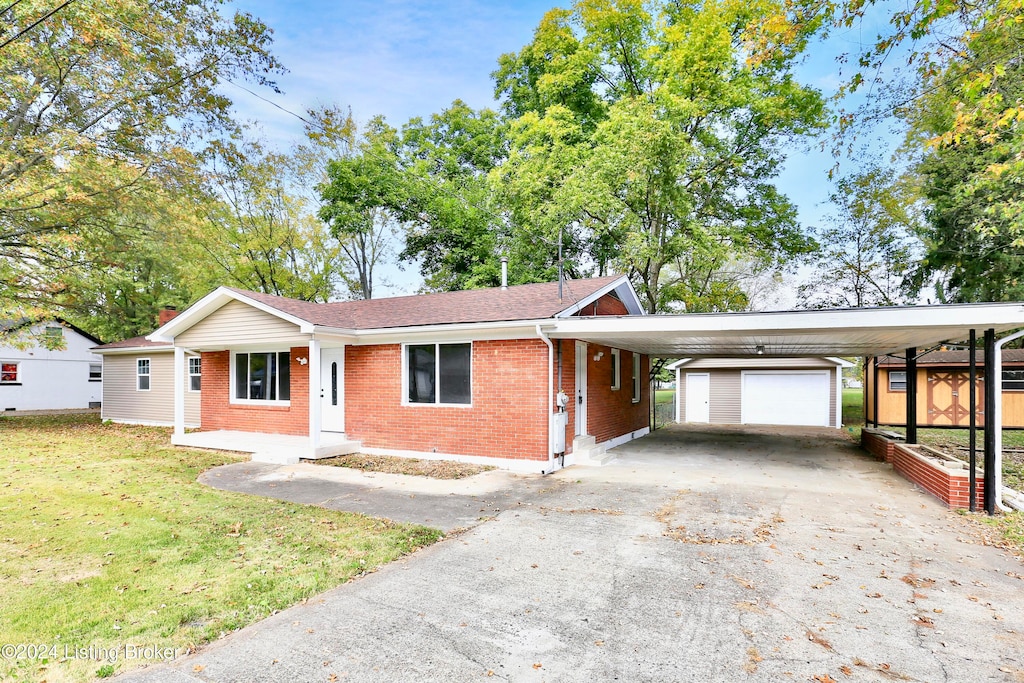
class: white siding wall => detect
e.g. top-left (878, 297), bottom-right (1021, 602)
top-left (101, 352), bottom-right (200, 426)
top-left (0, 324), bottom-right (102, 411)
top-left (176, 300), bottom-right (307, 348)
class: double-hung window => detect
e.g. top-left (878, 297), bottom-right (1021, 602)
top-left (188, 357), bottom-right (202, 392)
top-left (1, 362), bottom-right (19, 384)
top-left (234, 352), bottom-right (290, 402)
top-left (137, 358), bottom-right (151, 391)
top-left (631, 352), bottom-right (642, 403)
top-left (406, 343), bottom-right (471, 405)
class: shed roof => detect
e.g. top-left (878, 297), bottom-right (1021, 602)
top-left (876, 349), bottom-right (1024, 366)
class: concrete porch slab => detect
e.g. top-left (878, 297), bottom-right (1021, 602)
top-left (171, 430), bottom-right (360, 465)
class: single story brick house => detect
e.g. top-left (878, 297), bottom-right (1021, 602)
top-left (866, 349), bottom-right (1024, 428)
top-left (668, 356), bottom-right (851, 428)
top-left (98, 275), bottom-right (651, 472)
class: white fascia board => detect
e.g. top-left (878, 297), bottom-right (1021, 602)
top-left (554, 276), bottom-right (645, 317)
top-left (665, 358), bottom-right (693, 370)
top-left (825, 356), bottom-right (856, 367)
top-left (551, 303), bottom-right (1024, 337)
top-left (348, 319), bottom-right (554, 345)
top-left (148, 287), bottom-right (315, 342)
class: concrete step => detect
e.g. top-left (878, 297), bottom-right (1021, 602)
top-left (252, 434), bottom-right (361, 465)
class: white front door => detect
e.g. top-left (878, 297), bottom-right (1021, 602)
top-left (575, 341), bottom-right (588, 436)
top-left (320, 348), bottom-right (345, 432)
top-left (685, 372), bottom-right (711, 423)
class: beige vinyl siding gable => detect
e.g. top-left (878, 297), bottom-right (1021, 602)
top-left (101, 353), bottom-right (200, 426)
top-left (175, 299), bottom-right (308, 349)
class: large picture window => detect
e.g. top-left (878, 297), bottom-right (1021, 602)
top-left (234, 352), bottom-right (290, 401)
top-left (406, 343), bottom-right (471, 405)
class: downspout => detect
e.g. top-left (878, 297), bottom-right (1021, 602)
top-left (992, 330), bottom-right (1024, 512)
top-left (537, 324), bottom-right (555, 474)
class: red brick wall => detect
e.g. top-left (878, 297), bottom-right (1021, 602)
top-left (861, 431), bottom-right (984, 509)
top-left (200, 348), bottom-right (309, 436)
top-left (345, 340), bottom-right (549, 461)
top-left (572, 293), bottom-right (629, 316)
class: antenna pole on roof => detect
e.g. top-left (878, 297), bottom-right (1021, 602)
top-left (558, 223), bottom-right (563, 301)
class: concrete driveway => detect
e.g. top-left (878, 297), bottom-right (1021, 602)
top-left (120, 424), bottom-right (1024, 682)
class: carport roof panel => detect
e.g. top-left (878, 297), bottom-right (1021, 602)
top-left (549, 302), bottom-right (1024, 358)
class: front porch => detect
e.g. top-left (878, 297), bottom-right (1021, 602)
top-left (172, 430), bottom-right (360, 465)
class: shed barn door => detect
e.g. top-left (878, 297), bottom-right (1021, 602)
top-left (926, 371), bottom-right (983, 426)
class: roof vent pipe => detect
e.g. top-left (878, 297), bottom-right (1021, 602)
top-left (500, 257), bottom-right (508, 290)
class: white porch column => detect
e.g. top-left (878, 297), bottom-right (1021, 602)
top-left (308, 338), bottom-right (321, 450)
top-left (173, 346), bottom-right (185, 437)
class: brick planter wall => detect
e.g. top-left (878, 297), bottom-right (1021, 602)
top-left (861, 429), bottom-right (984, 508)
top-left (200, 348), bottom-right (309, 436)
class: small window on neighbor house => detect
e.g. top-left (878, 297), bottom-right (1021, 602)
top-left (632, 353), bottom-right (641, 403)
top-left (611, 349), bottom-right (621, 390)
top-left (137, 358), bottom-right (151, 391)
top-left (44, 326), bottom-right (63, 340)
top-left (1, 362), bottom-right (19, 384)
top-left (89, 363), bottom-right (102, 381)
top-left (888, 370), bottom-right (907, 391)
top-left (234, 351), bottom-right (290, 401)
top-left (406, 343), bottom-right (471, 405)
top-left (1003, 370), bottom-right (1024, 391)
top-left (188, 357), bottom-right (201, 392)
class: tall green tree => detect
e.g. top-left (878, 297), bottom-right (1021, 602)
top-left (493, 0), bottom-right (827, 312)
top-left (798, 166), bottom-right (919, 309)
top-left (0, 0), bottom-right (282, 335)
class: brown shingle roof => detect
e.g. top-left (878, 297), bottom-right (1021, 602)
top-left (93, 335), bottom-right (169, 351)
top-left (877, 349), bottom-right (1024, 366)
top-left (227, 275), bottom-right (626, 330)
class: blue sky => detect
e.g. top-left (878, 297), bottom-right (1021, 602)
top-left (226, 0), bottom-right (903, 303)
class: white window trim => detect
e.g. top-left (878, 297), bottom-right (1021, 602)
top-left (188, 356), bottom-right (202, 393)
top-left (611, 348), bottom-right (621, 391)
top-left (137, 358), bottom-right (151, 392)
top-left (230, 350), bottom-right (291, 406)
top-left (401, 341), bottom-right (474, 408)
top-left (888, 370), bottom-right (907, 392)
top-left (1, 360), bottom-right (20, 384)
top-left (632, 352), bottom-right (642, 403)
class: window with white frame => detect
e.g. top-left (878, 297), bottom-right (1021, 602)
top-left (188, 357), bottom-right (202, 392)
top-left (610, 348), bottom-right (621, 390)
top-left (632, 352), bottom-right (641, 403)
top-left (137, 358), bottom-right (151, 391)
top-left (1, 362), bottom-right (19, 384)
top-left (888, 370), bottom-right (907, 391)
top-left (234, 351), bottom-right (290, 401)
top-left (89, 363), bottom-right (102, 381)
top-left (406, 342), bottom-right (471, 405)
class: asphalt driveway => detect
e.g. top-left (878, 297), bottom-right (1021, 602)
top-left (121, 424), bottom-right (1024, 682)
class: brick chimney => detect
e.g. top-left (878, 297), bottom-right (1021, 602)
top-left (158, 307), bottom-right (179, 327)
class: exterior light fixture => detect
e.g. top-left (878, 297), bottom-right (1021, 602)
top-left (755, 345), bottom-right (765, 355)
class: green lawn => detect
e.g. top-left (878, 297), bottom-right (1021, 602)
top-left (0, 414), bottom-right (441, 682)
top-left (655, 389), bottom-right (675, 405)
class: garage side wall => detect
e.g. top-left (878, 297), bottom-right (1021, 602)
top-left (677, 365), bottom-right (838, 427)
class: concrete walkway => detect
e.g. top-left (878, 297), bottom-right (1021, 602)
top-left (120, 425), bottom-right (1024, 682)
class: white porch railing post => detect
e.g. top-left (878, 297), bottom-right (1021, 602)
top-left (309, 338), bottom-right (321, 451)
top-left (173, 346), bottom-right (185, 438)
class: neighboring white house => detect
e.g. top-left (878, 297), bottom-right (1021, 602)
top-left (0, 320), bottom-right (104, 412)
top-left (668, 357), bottom-right (853, 429)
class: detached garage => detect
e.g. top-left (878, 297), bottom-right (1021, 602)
top-left (669, 357), bottom-right (851, 428)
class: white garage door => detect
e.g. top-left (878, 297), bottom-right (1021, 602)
top-left (741, 371), bottom-right (830, 427)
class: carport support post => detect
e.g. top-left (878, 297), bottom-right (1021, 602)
top-left (872, 357), bottom-right (879, 427)
top-left (905, 347), bottom-right (917, 444)
top-left (969, 329), bottom-right (977, 512)
top-left (984, 328), bottom-right (997, 515)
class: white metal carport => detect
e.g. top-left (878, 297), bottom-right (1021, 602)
top-left (547, 301), bottom-right (1024, 514)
